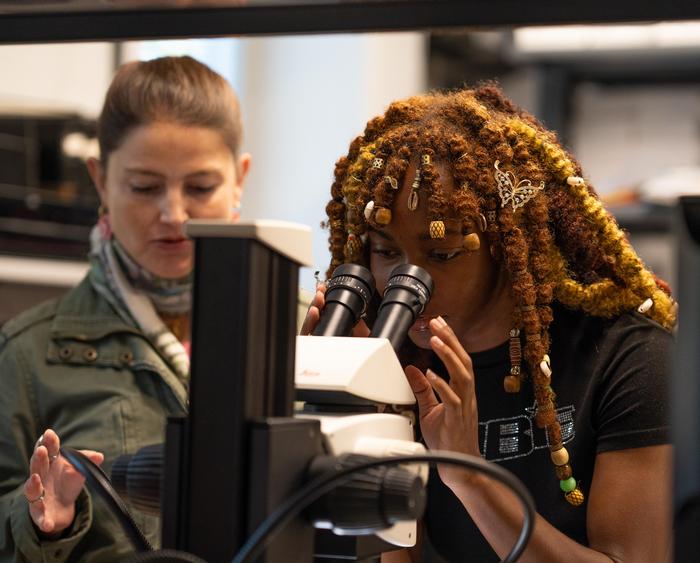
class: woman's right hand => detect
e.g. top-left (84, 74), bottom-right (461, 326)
top-left (23, 429), bottom-right (104, 539)
top-left (299, 282), bottom-right (370, 337)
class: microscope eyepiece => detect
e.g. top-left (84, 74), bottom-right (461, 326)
top-left (369, 264), bottom-right (434, 351)
top-left (312, 264), bottom-right (375, 337)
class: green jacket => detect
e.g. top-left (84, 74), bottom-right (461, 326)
top-left (0, 276), bottom-right (188, 563)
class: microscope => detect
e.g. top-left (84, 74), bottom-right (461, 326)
top-left (66, 220), bottom-right (533, 563)
top-left (111, 220), bottom-right (432, 562)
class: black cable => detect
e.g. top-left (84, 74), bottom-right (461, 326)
top-left (60, 447), bottom-right (153, 552)
top-left (232, 450), bottom-right (536, 563)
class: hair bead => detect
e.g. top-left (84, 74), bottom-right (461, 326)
top-left (503, 375), bottom-right (521, 393)
top-left (408, 167), bottom-right (421, 211)
top-left (555, 463), bottom-right (573, 480)
top-left (550, 447), bottom-right (570, 466)
top-left (429, 220), bottom-right (446, 239)
top-left (463, 232), bottom-right (481, 251)
top-left (344, 232), bottom-right (362, 261)
top-left (565, 488), bottom-right (585, 506)
top-left (375, 207), bottom-right (392, 225)
top-left (637, 298), bottom-right (653, 314)
top-left (559, 477), bottom-right (577, 493)
top-left (504, 328), bottom-right (522, 394)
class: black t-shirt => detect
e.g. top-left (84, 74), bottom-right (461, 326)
top-left (423, 302), bottom-right (672, 562)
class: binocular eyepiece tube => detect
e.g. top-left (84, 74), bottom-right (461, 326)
top-left (369, 264), bottom-right (434, 352)
top-left (312, 264), bottom-right (376, 338)
top-left (314, 262), bottom-right (434, 352)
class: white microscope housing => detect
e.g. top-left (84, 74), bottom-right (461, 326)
top-left (296, 335), bottom-right (428, 547)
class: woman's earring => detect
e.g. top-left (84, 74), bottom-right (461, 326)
top-left (97, 204), bottom-right (112, 239)
top-left (463, 232), bottom-right (481, 251)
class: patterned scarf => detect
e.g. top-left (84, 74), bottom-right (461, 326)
top-left (88, 219), bottom-right (190, 380)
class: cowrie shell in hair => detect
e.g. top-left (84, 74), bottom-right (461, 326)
top-left (364, 200), bottom-right (375, 221)
top-left (566, 176), bottom-right (585, 187)
top-left (385, 176), bottom-right (399, 190)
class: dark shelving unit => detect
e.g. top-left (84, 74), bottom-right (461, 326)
top-left (1, 1), bottom-right (700, 44)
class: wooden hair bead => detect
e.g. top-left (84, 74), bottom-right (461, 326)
top-left (548, 440), bottom-right (563, 454)
top-left (463, 232), bottom-right (481, 251)
top-left (508, 342), bottom-right (522, 363)
top-left (504, 327), bottom-right (522, 394)
top-left (565, 487), bottom-right (585, 506)
top-left (503, 375), bottom-right (521, 393)
top-left (550, 446), bottom-right (570, 466)
top-left (429, 220), bottom-right (446, 239)
top-left (375, 207), bottom-right (392, 225)
top-left (555, 463), bottom-right (573, 480)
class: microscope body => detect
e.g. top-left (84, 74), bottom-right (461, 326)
top-left (296, 335), bottom-right (427, 549)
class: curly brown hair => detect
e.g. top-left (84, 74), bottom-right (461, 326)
top-left (322, 84), bottom-right (676, 505)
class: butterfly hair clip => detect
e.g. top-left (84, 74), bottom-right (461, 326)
top-left (494, 160), bottom-right (545, 210)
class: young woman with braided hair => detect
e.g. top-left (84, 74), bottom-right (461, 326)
top-left (303, 85), bottom-right (675, 562)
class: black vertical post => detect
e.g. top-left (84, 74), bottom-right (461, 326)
top-left (673, 196), bottom-right (700, 562)
top-left (174, 232), bottom-right (300, 562)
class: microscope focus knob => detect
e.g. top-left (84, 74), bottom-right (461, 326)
top-left (305, 453), bottom-right (426, 534)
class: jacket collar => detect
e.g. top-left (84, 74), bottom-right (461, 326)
top-left (50, 276), bottom-right (140, 341)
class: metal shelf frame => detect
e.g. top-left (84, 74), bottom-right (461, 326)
top-left (1, 0), bottom-right (700, 43)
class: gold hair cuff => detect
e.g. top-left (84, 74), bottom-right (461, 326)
top-left (429, 220), bottom-right (445, 239)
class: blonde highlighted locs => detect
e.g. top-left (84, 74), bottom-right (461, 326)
top-left (323, 84), bottom-right (676, 501)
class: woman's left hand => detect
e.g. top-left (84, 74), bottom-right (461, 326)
top-left (404, 316), bottom-right (480, 488)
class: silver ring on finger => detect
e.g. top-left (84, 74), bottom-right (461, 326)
top-left (48, 453), bottom-right (59, 464)
top-left (35, 434), bottom-right (44, 449)
top-left (28, 488), bottom-right (45, 504)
